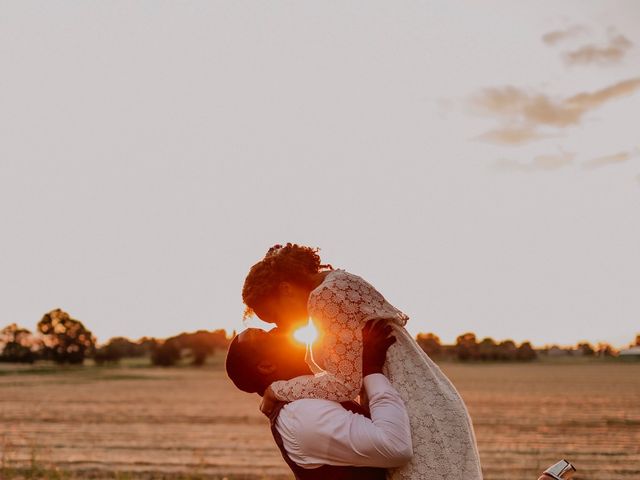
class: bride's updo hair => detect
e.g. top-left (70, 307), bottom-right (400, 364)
top-left (242, 243), bottom-right (332, 319)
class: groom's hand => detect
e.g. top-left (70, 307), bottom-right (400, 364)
top-left (362, 319), bottom-right (396, 377)
top-left (259, 385), bottom-right (279, 417)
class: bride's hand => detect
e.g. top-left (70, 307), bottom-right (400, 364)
top-left (259, 385), bottom-right (279, 417)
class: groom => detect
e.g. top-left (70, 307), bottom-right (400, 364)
top-left (226, 320), bottom-right (413, 479)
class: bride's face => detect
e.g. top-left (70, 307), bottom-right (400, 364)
top-left (254, 281), bottom-right (310, 330)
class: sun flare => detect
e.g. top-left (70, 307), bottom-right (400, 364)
top-left (293, 318), bottom-right (318, 345)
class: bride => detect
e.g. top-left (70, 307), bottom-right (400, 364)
top-left (242, 243), bottom-right (483, 480)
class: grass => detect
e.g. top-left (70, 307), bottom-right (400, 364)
top-left (0, 466), bottom-right (280, 480)
top-left (1, 358), bottom-right (638, 480)
top-left (0, 440), bottom-right (277, 480)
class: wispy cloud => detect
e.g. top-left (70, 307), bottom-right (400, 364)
top-left (493, 151), bottom-right (574, 173)
top-left (582, 151), bottom-right (631, 169)
top-left (476, 126), bottom-right (550, 146)
top-left (542, 25), bottom-right (588, 45)
top-left (567, 77), bottom-right (640, 117)
top-left (582, 148), bottom-right (640, 170)
top-left (564, 33), bottom-right (633, 66)
top-left (473, 77), bottom-right (640, 145)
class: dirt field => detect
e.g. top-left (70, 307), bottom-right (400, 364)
top-left (1, 359), bottom-right (638, 480)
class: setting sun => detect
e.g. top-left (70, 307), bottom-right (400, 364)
top-left (293, 318), bottom-right (318, 346)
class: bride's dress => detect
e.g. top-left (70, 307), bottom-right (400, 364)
top-left (270, 269), bottom-right (483, 480)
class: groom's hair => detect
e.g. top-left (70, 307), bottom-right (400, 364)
top-left (241, 243), bottom-right (332, 320)
top-left (225, 331), bottom-right (265, 395)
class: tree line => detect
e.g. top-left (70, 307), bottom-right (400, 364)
top-left (0, 308), bottom-right (229, 366)
top-left (416, 332), bottom-right (633, 362)
top-left (1, 308), bottom-right (637, 366)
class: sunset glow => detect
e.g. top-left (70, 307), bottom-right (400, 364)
top-left (293, 318), bottom-right (318, 346)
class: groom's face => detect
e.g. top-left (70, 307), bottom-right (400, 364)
top-left (260, 328), bottom-right (310, 381)
top-left (227, 328), bottom-right (311, 396)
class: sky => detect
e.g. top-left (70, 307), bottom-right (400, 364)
top-left (1, 1), bottom-right (639, 348)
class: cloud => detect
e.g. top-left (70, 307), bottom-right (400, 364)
top-left (564, 34), bottom-right (633, 65)
top-left (473, 77), bottom-right (640, 144)
top-left (567, 77), bottom-right (640, 114)
top-left (582, 151), bottom-right (631, 169)
top-left (496, 148), bottom-right (639, 176)
top-left (476, 126), bottom-right (548, 145)
top-left (493, 152), bottom-right (574, 172)
top-left (542, 25), bottom-right (588, 45)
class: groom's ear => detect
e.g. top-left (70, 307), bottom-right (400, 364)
top-left (256, 359), bottom-right (276, 375)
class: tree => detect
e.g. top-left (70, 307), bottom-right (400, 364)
top-left (174, 331), bottom-right (211, 366)
top-left (577, 342), bottom-right (595, 357)
top-left (161, 329), bottom-right (230, 366)
top-left (455, 333), bottom-right (478, 361)
top-left (0, 324), bottom-right (39, 363)
top-left (596, 342), bottom-right (616, 357)
top-left (516, 342), bottom-right (537, 361)
top-left (150, 339), bottom-right (181, 366)
top-left (148, 329), bottom-right (229, 367)
top-left (478, 337), bottom-right (498, 361)
top-left (136, 337), bottom-right (159, 355)
top-left (94, 337), bottom-right (140, 364)
top-left (37, 309), bottom-right (95, 364)
top-left (416, 333), bottom-right (442, 357)
top-left (496, 340), bottom-right (518, 361)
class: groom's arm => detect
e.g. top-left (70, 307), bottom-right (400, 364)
top-left (275, 372), bottom-right (413, 469)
